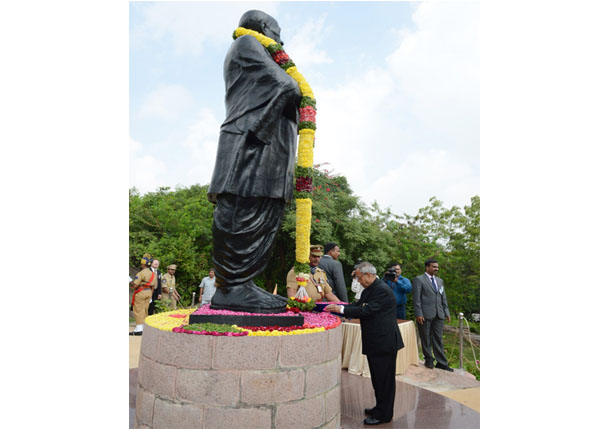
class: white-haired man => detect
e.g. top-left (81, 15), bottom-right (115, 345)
top-left (325, 262), bottom-right (404, 425)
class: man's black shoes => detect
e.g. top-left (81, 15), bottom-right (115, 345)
top-left (364, 417), bottom-right (391, 425)
top-left (364, 408), bottom-right (375, 416)
top-left (424, 361), bottom-right (434, 369)
top-left (435, 363), bottom-right (454, 372)
top-left (129, 331), bottom-right (142, 336)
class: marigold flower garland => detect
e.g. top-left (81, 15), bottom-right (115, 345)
top-left (145, 308), bottom-right (196, 331)
top-left (232, 27), bottom-right (316, 277)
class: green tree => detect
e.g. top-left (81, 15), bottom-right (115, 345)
top-left (129, 185), bottom-right (215, 305)
top-left (129, 172), bottom-right (479, 317)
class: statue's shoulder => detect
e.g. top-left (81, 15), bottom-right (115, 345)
top-left (233, 34), bottom-right (264, 52)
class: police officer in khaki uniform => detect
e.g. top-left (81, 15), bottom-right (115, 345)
top-left (130, 253), bottom-right (152, 310)
top-left (161, 264), bottom-right (181, 310)
top-left (130, 258), bottom-right (160, 335)
top-left (286, 245), bottom-right (341, 302)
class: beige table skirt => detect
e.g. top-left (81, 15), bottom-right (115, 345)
top-left (341, 320), bottom-right (419, 377)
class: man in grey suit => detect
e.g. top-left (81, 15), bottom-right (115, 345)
top-left (412, 258), bottom-right (454, 371)
top-left (318, 242), bottom-right (349, 302)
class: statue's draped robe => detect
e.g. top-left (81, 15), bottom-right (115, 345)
top-left (208, 35), bottom-right (300, 286)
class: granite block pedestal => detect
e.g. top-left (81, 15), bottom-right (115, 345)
top-left (134, 323), bottom-right (343, 429)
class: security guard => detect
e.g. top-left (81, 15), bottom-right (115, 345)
top-left (162, 264), bottom-right (181, 309)
top-left (130, 256), bottom-right (159, 335)
top-left (286, 245), bottom-right (341, 302)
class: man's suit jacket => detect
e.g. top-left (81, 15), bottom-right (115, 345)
top-left (152, 271), bottom-right (162, 300)
top-left (343, 278), bottom-right (404, 356)
top-left (208, 34), bottom-right (301, 204)
top-left (318, 255), bottom-right (348, 302)
top-left (412, 274), bottom-right (450, 320)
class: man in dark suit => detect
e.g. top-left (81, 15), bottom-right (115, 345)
top-left (325, 262), bottom-right (404, 425)
top-left (207, 10), bottom-right (301, 313)
top-left (412, 258), bottom-right (454, 371)
top-left (147, 258), bottom-right (163, 316)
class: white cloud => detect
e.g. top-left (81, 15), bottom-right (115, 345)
top-left (132, 2), bottom-right (281, 55)
top-left (310, 2), bottom-right (479, 215)
top-left (138, 83), bottom-right (196, 120)
top-left (285, 15), bottom-right (333, 70)
top-left (365, 149), bottom-right (479, 216)
top-left (386, 2), bottom-right (480, 161)
top-left (181, 108), bottom-right (221, 185)
top-left (313, 66), bottom-right (399, 189)
top-left (129, 137), bottom-right (167, 193)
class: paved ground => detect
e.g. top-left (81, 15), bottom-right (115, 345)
top-left (396, 362), bottom-right (480, 412)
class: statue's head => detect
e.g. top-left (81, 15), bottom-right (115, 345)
top-left (239, 10), bottom-right (283, 45)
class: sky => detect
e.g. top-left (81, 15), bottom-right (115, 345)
top-left (129, 1), bottom-right (479, 217)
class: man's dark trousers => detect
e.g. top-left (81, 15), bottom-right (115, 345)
top-left (417, 317), bottom-right (448, 366)
top-left (396, 304), bottom-right (406, 320)
top-left (367, 351), bottom-right (398, 421)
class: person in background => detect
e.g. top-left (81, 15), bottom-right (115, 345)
top-left (286, 245), bottom-right (340, 303)
top-left (383, 262), bottom-right (412, 320)
top-left (147, 259), bottom-right (162, 315)
top-left (130, 257), bottom-right (159, 336)
top-left (199, 268), bottom-right (217, 307)
top-left (412, 258), bottom-right (453, 372)
top-left (162, 264), bottom-right (180, 309)
top-left (130, 253), bottom-right (152, 310)
top-left (324, 262), bottom-right (404, 425)
top-left (318, 242), bottom-right (349, 302)
top-left (350, 260), bottom-right (365, 302)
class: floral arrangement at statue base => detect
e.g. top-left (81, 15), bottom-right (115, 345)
top-left (173, 322), bottom-right (248, 336)
top-left (286, 295), bottom-right (316, 313)
top-left (145, 305), bottom-right (341, 337)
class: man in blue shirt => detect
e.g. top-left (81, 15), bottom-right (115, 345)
top-left (384, 262), bottom-right (412, 319)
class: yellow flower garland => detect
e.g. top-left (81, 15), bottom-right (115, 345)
top-left (298, 129), bottom-right (315, 167)
top-left (295, 198), bottom-right (312, 263)
top-left (145, 308), bottom-right (196, 331)
top-left (233, 27), bottom-right (315, 274)
top-left (234, 325), bottom-right (325, 336)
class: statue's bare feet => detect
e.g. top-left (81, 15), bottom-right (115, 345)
top-left (210, 281), bottom-right (288, 313)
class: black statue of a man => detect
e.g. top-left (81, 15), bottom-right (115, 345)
top-left (207, 10), bottom-right (301, 313)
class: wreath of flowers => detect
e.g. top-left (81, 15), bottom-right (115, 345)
top-left (233, 27), bottom-right (316, 277)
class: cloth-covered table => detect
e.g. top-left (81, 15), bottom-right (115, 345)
top-left (341, 319), bottom-right (419, 377)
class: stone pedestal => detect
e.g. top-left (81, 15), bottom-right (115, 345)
top-left (135, 324), bottom-right (343, 429)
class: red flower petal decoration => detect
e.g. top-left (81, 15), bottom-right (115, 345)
top-left (299, 106), bottom-right (317, 123)
top-left (272, 51), bottom-right (290, 65)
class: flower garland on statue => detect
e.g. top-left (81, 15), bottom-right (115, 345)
top-left (232, 27), bottom-right (316, 281)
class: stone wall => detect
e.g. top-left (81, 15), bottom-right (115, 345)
top-left (135, 324), bottom-right (343, 429)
